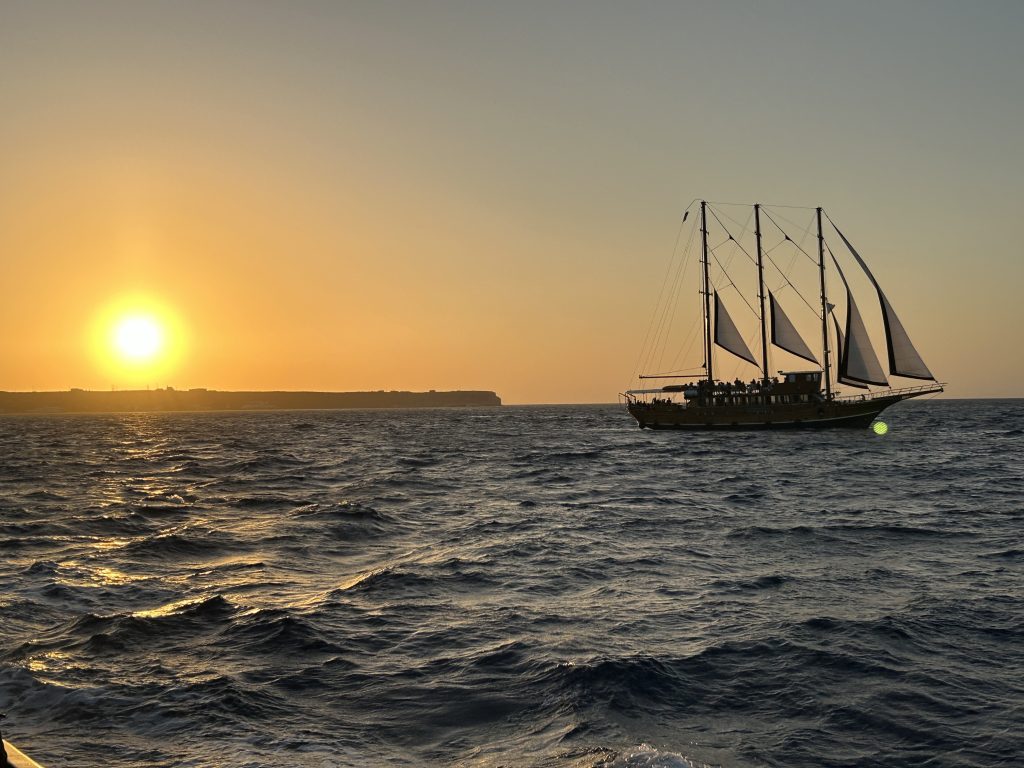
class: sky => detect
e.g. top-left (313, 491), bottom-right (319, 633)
top-left (1, 0), bottom-right (1022, 402)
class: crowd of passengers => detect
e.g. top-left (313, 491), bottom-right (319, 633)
top-left (646, 377), bottom-right (782, 406)
top-left (701, 377), bottom-right (779, 395)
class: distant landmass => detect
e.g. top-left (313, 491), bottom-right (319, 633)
top-left (0, 388), bottom-right (502, 414)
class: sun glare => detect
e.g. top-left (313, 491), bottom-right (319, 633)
top-left (91, 296), bottom-right (185, 385)
top-left (114, 315), bottom-right (164, 362)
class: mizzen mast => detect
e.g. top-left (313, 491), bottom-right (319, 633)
top-left (754, 203), bottom-right (769, 384)
top-left (816, 206), bottom-right (833, 400)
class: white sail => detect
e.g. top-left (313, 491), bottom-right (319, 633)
top-left (769, 292), bottom-right (818, 364)
top-left (878, 292), bottom-right (934, 379)
top-left (842, 290), bottom-right (888, 387)
top-left (832, 313), bottom-right (868, 389)
top-left (714, 292), bottom-right (757, 366)
top-left (832, 222), bottom-right (934, 380)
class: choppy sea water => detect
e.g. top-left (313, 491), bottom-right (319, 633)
top-left (1, 400), bottom-right (1022, 768)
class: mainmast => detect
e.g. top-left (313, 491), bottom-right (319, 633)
top-left (817, 207), bottom-right (832, 400)
top-left (754, 203), bottom-right (769, 383)
top-left (700, 200), bottom-right (713, 386)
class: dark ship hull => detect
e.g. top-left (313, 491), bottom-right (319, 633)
top-left (627, 390), bottom-right (934, 430)
top-left (624, 201), bottom-right (944, 431)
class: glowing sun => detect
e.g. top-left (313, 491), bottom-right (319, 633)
top-left (113, 315), bottom-right (165, 362)
top-left (91, 297), bottom-right (184, 384)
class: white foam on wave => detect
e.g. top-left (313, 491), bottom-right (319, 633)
top-left (608, 743), bottom-right (712, 768)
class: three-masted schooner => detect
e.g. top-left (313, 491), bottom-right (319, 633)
top-left (624, 201), bottom-right (943, 429)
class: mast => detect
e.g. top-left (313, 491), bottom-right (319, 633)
top-left (754, 203), bottom-right (769, 383)
top-left (701, 200), bottom-right (713, 386)
top-left (817, 207), bottom-right (832, 400)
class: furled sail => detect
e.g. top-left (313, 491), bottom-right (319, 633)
top-left (769, 292), bottom-right (818, 364)
top-left (714, 292), bottom-right (757, 366)
top-left (832, 313), bottom-right (868, 389)
top-left (831, 222), bottom-right (934, 380)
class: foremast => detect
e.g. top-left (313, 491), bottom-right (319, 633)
top-left (700, 200), bottom-right (713, 387)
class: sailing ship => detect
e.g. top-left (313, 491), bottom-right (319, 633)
top-left (624, 201), bottom-right (943, 429)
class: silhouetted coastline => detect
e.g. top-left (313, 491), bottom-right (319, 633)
top-left (0, 388), bottom-right (501, 414)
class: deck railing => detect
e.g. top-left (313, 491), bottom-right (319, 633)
top-left (832, 382), bottom-right (945, 403)
top-left (621, 381), bottom-right (944, 406)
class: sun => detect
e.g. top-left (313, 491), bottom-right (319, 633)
top-left (113, 314), bottom-right (164, 362)
top-left (91, 296), bottom-right (185, 385)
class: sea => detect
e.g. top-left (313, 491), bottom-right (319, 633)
top-left (1, 400), bottom-right (1021, 768)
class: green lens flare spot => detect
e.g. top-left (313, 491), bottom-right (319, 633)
top-left (872, 420), bottom-right (889, 435)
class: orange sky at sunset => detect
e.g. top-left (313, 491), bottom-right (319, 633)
top-left (2, 2), bottom-right (1022, 402)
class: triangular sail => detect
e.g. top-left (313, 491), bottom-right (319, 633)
top-left (832, 222), bottom-right (934, 380)
top-left (830, 254), bottom-right (888, 387)
top-left (769, 292), bottom-right (818, 364)
top-left (878, 292), bottom-right (934, 379)
top-left (714, 292), bottom-right (757, 366)
top-left (832, 312), bottom-right (868, 389)
top-left (842, 290), bottom-right (889, 386)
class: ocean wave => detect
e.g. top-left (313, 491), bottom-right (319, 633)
top-left (709, 573), bottom-right (789, 591)
top-left (219, 608), bottom-right (344, 656)
top-left (1, 403), bottom-right (1021, 768)
top-left (120, 528), bottom-right (239, 560)
top-left (596, 744), bottom-right (710, 768)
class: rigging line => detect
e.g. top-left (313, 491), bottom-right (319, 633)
top-left (706, 206), bottom-right (756, 288)
top-left (765, 241), bottom-right (802, 295)
top-left (642, 212), bottom-right (697, 374)
top-left (824, 242), bottom-right (841, 308)
top-left (707, 203), bottom-right (754, 245)
top-left (762, 234), bottom-right (816, 314)
top-left (654, 221), bottom-right (699, 366)
top-left (763, 232), bottom-right (800, 286)
top-left (707, 222), bottom-right (751, 258)
top-left (770, 210), bottom-right (811, 264)
top-left (656, 250), bottom-right (701, 376)
top-left (664, 244), bottom-right (711, 374)
top-left (821, 209), bottom-right (842, 230)
top-left (825, 242), bottom-right (840, 272)
top-left (783, 211), bottom-right (817, 256)
top-left (643, 366), bottom-right (704, 376)
top-left (710, 252), bottom-right (759, 318)
top-left (664, 314), bottom-right (703, 377)
top-left (763, 206), bottom-right (818, 241)
top-left (706, 200), bottom-right (819, 210)
top-left (631, 215), bottom-right (691, 382)
top-left (707, 205), bottom-right (757, 266)
top-left (764, 251), bottom-right (820, 315)
top-left (760, 208), bottom-right (818, 267)
top-left (706, 203), bottom-right (755, 233)
top-left (641, 220), bottom-right (698, 379)
top-left (759, 211), bottom-right (821, 315)
top-left (655, 259), bottom-right (688, 374)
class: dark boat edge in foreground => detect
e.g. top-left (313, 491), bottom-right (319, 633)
top-left (3, 739), bottom-right (46, 768)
